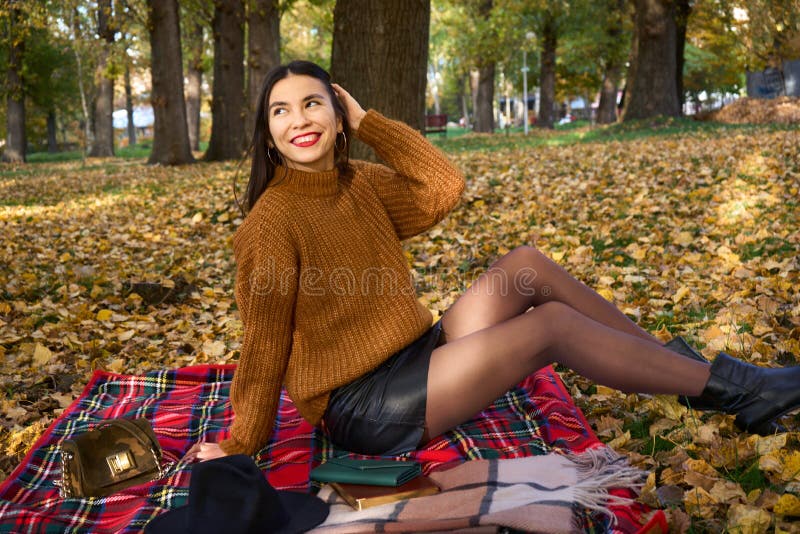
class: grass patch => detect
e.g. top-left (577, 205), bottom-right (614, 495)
top-left (737, 237), bottom-right (795, 261)
top-left (432, 116), bottom-right (798, 153)
top-left (724, 461), bottom-right (767, 495)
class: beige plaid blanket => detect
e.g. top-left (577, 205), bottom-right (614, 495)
top-left (310, 447), bottom-right (647, 533)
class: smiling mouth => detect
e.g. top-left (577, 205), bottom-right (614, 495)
top-left (291, 133), bottom-right (321, 147)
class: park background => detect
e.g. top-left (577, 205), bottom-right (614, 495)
top-left (1, 0), bottom-right (800, 531)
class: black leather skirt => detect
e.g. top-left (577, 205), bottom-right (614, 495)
top-left (321, 321), bottom-right (443, 456)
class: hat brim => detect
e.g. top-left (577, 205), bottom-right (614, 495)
top-left (144, 491), bottom-right (329, 534)
top-left (143, 506), bottom-right (186, 534)
top-left (274, 491), bottom-right (330, 534)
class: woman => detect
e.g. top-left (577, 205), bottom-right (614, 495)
top-left (187, 60), bottom-right (799, 462)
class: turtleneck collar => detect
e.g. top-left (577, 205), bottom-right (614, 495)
top-left (270, 165), bottom-right (340, 198)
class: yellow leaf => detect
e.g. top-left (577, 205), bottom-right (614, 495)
top-left (59, 252), bottom-right (72, 262)
top-left (107, 358), bottom-right (125, 373)
top-left (651, 395), bottom-right (688, 420)
top-left (191, 212), bottom-right (203, 223)
top-left (752, 433), bottom-right (787, 456)
top-left (779, 451), bottom-right (800, 482)
top-left (33, 343), bottom-right (53, 366)
top-left (117, 329), bottom-right (135, 341)
top-left (202, 340), bottom-right (226, 358)
top-left (709, 480), bottom-right (746, 504)
top-left (676, 231), bottom-right (695, 247)
top-left (96, 309), bottom-right (113, 321)
top-left (597, 288), bottom-right (614, 302)
top-left (726, 503), bottom-right (772, 532)
top-left (607, 430), bottom-right (630, 449)
top-left (673, 286), bottom-right (691, 304)
top-left (684, 487), bottom-right (719, 519)
top-left (774, 493), bottom-right (800, 517)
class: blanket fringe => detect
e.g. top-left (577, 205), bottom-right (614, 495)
top-left (566, 447), bottom-right (648, 529)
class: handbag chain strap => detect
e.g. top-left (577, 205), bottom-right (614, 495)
top-left (57, 448), bottom-right (74, 499)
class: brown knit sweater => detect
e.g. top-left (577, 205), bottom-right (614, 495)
top-left (219, 110), bottom-right (465, 455)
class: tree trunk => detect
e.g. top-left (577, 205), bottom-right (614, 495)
top-left (245, 0), bottom-right (280, 150)
top-left (3, 2), bottom-right (26, 163)
top-left (474, 63), bottom-right (495, 132)
top-left (186, 23), bottom-right (204, 152)
top-left (597, 64), bottom-right (621, 124)
top-left (622, 0), bottom-right (680, 121)
top-left (331, 0), bottom-right (430, 161)
top-left (147, 0), bottom-right (194, 165)
top-left (597, 0), bottom-right (626, 124)
top-left (47, 110), bottom-right (58, 153)
top-left (459, 73), bottom-right (470, 129)
top-left (537, 10), bottom-right (557, 129)
top-left (675, 0), bottom-right (691, 113)
top-left (89, 0), bottom-right (115, 157)
top-left (72, 9), bottom-right (92, 156)
top-left (125, 61), bottom-right (136, 147)
top-left (205, 0), bottom-right (245, 161)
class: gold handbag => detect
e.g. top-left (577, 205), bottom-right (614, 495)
top-left (59, 417), bottom-right (163, 498)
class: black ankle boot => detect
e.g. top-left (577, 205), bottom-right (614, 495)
top-left (664, 337), bottom-right (714, 410)
top-left (665, 337), bottom-right (791, 435)
top-left (696, 352), bottom-right (799, 434)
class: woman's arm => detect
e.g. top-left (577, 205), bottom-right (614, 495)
top-left (334, 85), bottom-right (465, 240)
top-left (217, 221), bottom-right (299, 456)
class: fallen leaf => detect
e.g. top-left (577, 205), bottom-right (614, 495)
top-left (726, 503), bottom-right (772, 532)
top-left (32, 343), bottom-right (53, 366)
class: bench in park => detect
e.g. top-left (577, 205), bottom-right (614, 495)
top-left (424, 114), bottom-right (447, 137)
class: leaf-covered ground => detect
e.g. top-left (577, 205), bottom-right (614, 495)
top-left (2, 124), bottom-right (799, 531)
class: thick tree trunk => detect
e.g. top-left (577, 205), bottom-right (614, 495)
top-left (89, 0), bottom-right (115, 157)
top-left (205, 0), bottom-right (245, 161)
top-left (47, 110), bottom-right (58, 153)
top-left (125, 62), bottom-right (136, 147)
top-left (675, 0), bottom-right (691, 113)
top-left (597, 0), bottom-right (626, 124)
top-left (331, 0), bottom-right (430, 161)
top-left (622, 0), bottom-right (680, 121)
top-left (537, 11), bottom-right (557, 129)
top-left (147, 0), bottom-right (194, 165)
top-left (474, 63), bottom-right (495, 132)
top-left (3, 2), bottom-right (26, 163)
top-left (597, 65), bottom-right (622, 124)
top-left (186, 23), bottom-right (204, 152)
top-left (245, 0), bottom-right (280, 150)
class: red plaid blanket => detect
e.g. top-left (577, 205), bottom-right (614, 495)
top-left (0, 365), bottom-right (665, 533)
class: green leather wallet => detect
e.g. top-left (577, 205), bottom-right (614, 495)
top-left (310, 457), bottom-right (422, 487)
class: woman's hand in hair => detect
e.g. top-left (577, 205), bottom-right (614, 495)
top-left (332, 83), bottom-right (366, 132)
top-left (184, 441), bottom-right (228, 463)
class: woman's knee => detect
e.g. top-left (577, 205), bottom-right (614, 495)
top-left (503, 245), bottom-right (545, 267)
top-left (529, 301), bottom-right (580, 339)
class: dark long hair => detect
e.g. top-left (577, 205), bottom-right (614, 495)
top-left (238, 60), bottom-right (351, 214)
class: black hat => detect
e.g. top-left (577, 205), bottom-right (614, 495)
top-left (145, 454), bottom-right (329, 534)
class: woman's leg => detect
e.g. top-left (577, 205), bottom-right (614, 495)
top-left (441, 246), bottom-right (659, 344)
top-left (423, 301), bottom-right (711, 440)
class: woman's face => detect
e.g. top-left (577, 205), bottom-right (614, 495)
top-left (267, 74), bottom-right (342, 173)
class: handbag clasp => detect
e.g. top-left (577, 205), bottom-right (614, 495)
top-left (106, 450), bottom-right (135, 476)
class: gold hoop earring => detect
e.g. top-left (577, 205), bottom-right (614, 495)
top-left (335, 131), bottom-right (347, 153)
top-left (266, 147), bottom-right (280, 167)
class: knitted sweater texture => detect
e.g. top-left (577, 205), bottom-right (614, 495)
top-left (219, 110), bottom-right (465, 455)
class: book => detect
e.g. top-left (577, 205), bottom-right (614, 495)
top-left (330, 475), bottom-right (440, 511)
